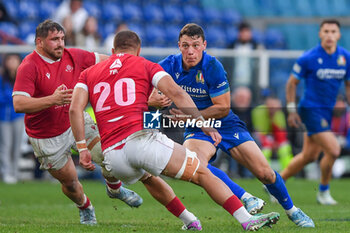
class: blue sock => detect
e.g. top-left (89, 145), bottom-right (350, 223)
top-left (319, 184), bottom-right (329, 192)
top-left (265, 171), bottom-right (294, 210)
top-left (207, 163), bottom-right (245, 199)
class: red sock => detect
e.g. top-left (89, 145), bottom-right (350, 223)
top-left (106, 180), bottom-right (122, 190)
top-left (78, 195), bottom-right (91, 210)
top-left (166, 197), bottom-right (186, 217)
top-left (223, 195), bottom-right (243, 215)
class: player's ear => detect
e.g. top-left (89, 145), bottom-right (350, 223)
top-left (203, 40), bottom-right (207, 49)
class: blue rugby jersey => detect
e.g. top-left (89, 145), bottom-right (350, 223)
top-left (292, 45), bottom-right (350, 108)
top-left (159, 51), bottom-right (242, 131)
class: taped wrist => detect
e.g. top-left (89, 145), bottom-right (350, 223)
top-left (76, 139), bottom-right (88, 153)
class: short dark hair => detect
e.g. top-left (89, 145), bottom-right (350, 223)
top-left (238, 21), bottom-right (251, 31)
top-left (35, 19), bottom-right (65, 43)
top-left (320, 19), bottom-right (340, 29)
top-left (113, 30), bottom-right (141, 51)
top-left (179, 23), bottom-right (205, 41)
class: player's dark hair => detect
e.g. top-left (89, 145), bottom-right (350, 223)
top-left (320, 19), bottom-right (340, 29)
top-left (238, 21), bottom-right (251, 31)
top-left (113, 30), bottom-right (141, 51)
top-left (179, 23), bottom-right (205, 41)
top-left (35, 19), bottom-right (65, 43)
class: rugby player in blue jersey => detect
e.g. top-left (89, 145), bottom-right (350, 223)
top-left (159, 23), bottom-right (314, 227)
top-left (281, 19), bottom-right (350, 205)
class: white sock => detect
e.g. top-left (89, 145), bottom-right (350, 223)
top-left (233, 206), bottom-right (252, 223)
top-left (285, 205), bottom-right (298, 216)
top-left (179, 209), bottom-right (197, 226)
top-left (240, 192), bottom-right (253, 201)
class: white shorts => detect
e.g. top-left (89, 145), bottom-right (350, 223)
top-left (103, 129), bottom-right (174, 185)
top-left (30, 112), bottom-right (102, 170)
top-left (29, 127), bottom-right (74, 170)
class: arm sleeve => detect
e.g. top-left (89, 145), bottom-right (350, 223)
top-left (146, 60), bottom-right (167, 88)
top-left (207, 59), bottom-right (230, 98)
top-left (291, 54), bottom-right (308, 80)
top-left (75, 70), bottom-right (89, 92)
top-left (69, 48), bottom-right (97, 71)
top-left (13, 61), bottom-right (36, 97)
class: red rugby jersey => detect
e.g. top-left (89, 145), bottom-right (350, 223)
top-left (13, 48), bottom-right (97, 138)
top-left (77, 53), bottom-right (167, 151)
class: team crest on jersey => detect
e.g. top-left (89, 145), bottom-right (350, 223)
top-left (337, 55), bottom-right (346, 66)
top-left (321, 118), bottom-right (328, 128)
top-left (110, 59), bottom-right (122, 69)
top-left (65, 64), bottom-right (73, 72)
top-left (196, 70), bottom-right (204, 84)
top-left (45, 73), bottom-right (50, 79)
top-left (318, 58), bottom-right (323, 64)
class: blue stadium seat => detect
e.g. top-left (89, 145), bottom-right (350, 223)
top-left (330, 0), bottom-right (349, 16)
top-left (303, 24), bottom-right (319, 49)
top-left (205, 26), bottom-right (228, 48)
top-left (221, 9), bottom-right (241, 27)
top-left (163, 4), bottom-right (184, 24)
top-left (225, 26), bottom-right (238, 45)
top-left (237, 0), bottom-right (260, 17)
top-left (339, 28), bottom-right (350, 50)
top-left (282, 24), bottom-right (305, 50)
top-left (100, 22), bottom-right (116, 40)
top-left (183, 5), bottom-right (203, 24)
top-left (295, 0), bottom-right (314, 17)
top-left (203, 8), bottom-right (223, 25)
top-left (258, 0), bottom-right (277, 17)
top-left (264, 28), bottom-right (286, 49)
top-left (18, 0), bottom-right (39, 20)
top-left (18, 21), bottom-right (37, 41)
top-left (164, 24), bottom-right (181, 47)
top-left (123, 3), bottom-right (143, 22)
top-left (128, 23), bottom-right (145, 43)
top-left (0, 22), bottom-right (19, 37)
top-left (84, 1), bottom-right (102, 19)
top-left (143, 4), bottom-right (164, 23)
top-left (101, 2), bottom-right (123, 22)
top-left (275, 0), bottom-right (296, 17)
top-left (39, 1), bottom-right (60, 20)
top-left (144, 24), bottom-right (166, 47)
top-left (2, 0), bottom-right (18, 19)
top-left (252, 29), bottom-right (264, 45)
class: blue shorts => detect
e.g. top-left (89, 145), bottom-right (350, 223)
top-left (298, 107), bottom-right (332, 136)
top-left (184, 123), bottom-right (254, 162)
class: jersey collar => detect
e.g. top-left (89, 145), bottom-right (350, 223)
top-left (318, 44), bottom-right (339, 57)
top-left (35, 50), bottom-right (62, 64)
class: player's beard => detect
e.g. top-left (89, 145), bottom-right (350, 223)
top-left (43, 46), bottom-right (63, 60)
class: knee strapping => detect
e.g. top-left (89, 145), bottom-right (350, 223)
top-left (175, 149), bottom-right (200, 181)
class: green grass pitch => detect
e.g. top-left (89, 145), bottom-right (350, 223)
top-left (0, 178), bottom-right (349, 232)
